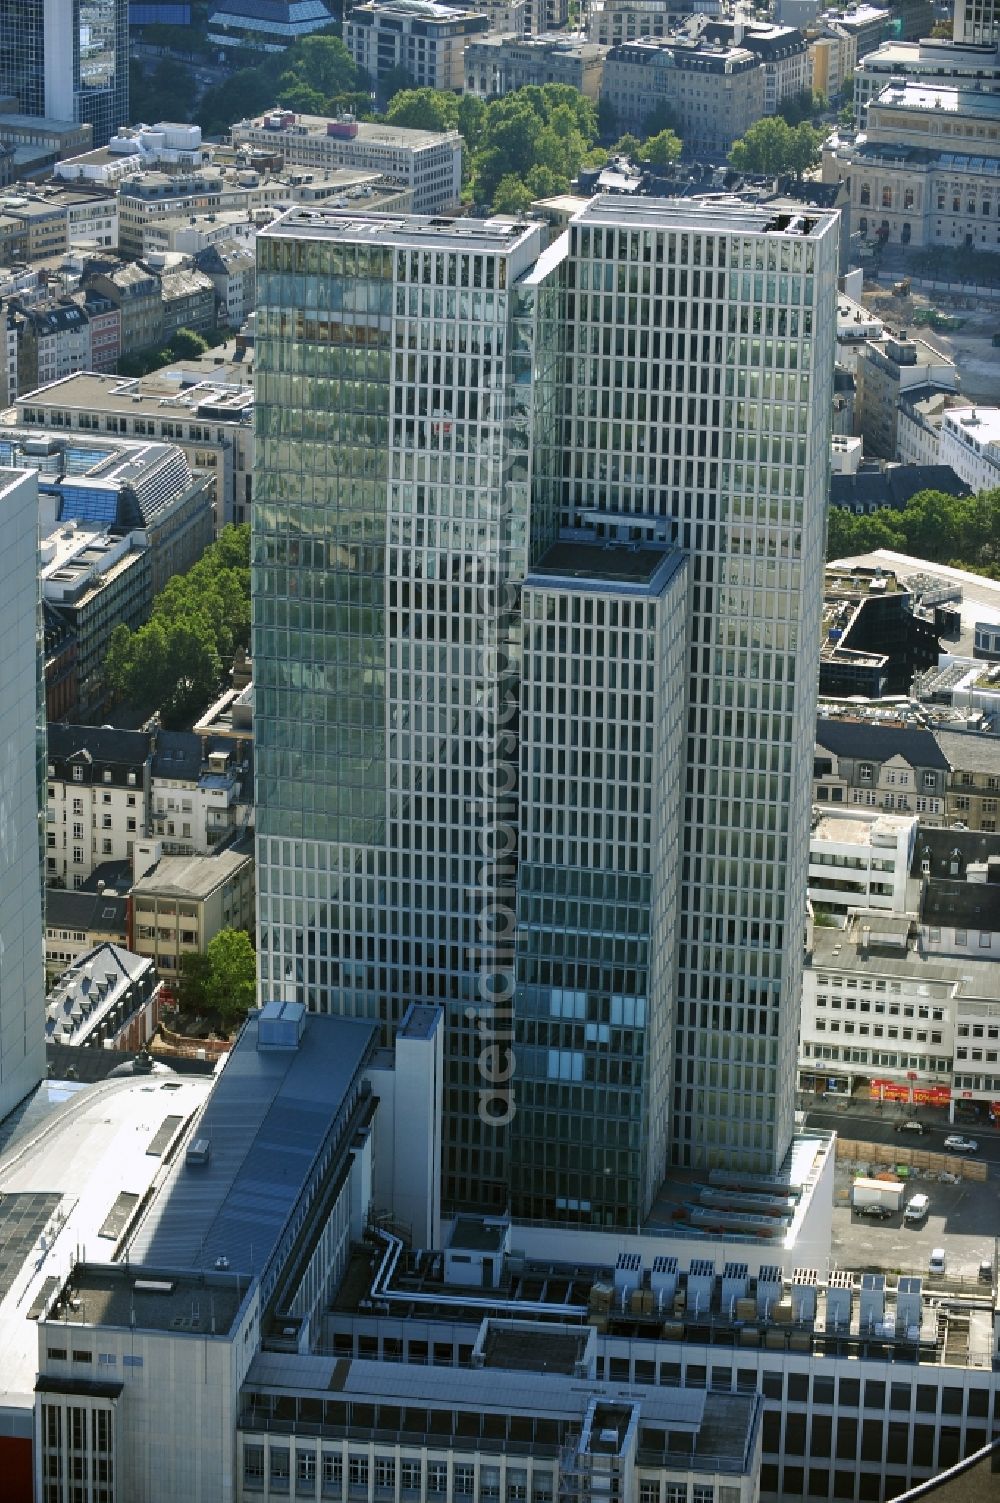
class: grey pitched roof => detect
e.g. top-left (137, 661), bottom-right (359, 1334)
top-left (830, 464), bottom-right (970, 513)
top-left (45, 887), bottom-right (128, 935)
top-left (921, 880), bottom-right (1000, 930)
top-left (815, 717), bottom-right (950, 770)
top-left (48, 724), bottom-right (152, 768)
top-left (933, 729), bottom-right (1000, 777)
top-left (911, 825), bottom-right (1000, 878)
top-left (152, 729), bottom-right (202, 781)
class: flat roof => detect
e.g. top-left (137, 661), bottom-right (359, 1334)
top-left (526, 538), bottom-right (685, 595)
top-left (0, 1072), bottom-right (211, 1407)
top-left (944, 405), bottom-right (1000, 449)
top-left (131, 849), bottom-right (252, 898)
top-left (244, 1351), bottom-right (733, 1438)
top-left (237, 114), bottom-right (458, 148)
top-left (260, 205), bottom-right (537, 253)
top-left (49, 1263), bottom-right (248, 1337)
top-left (810, 923), bottom-right (1000, 989)
top-left (573, 194), bottom-right (839, 238)
top-left (127, 1011), bottom-right (376, 1279)
top-left (875, 82), bottom-right (1000, 114)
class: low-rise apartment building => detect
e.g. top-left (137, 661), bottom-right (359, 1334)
top-left (814, 718), bottom-right (951, 822)
top-left (8, 298), bottom-right (91, 397)
top-left (809, 807), bottom-right (918, 917)
top-left (195, 240), bottom-right (256, 330)
top-left (702, 20), bottom-right (810, 113)
top-left (151, 730), bottom-right (252, 856)
top-left (855, 328), bottom-right (957, 460)
top-left (82, 258), bottom-right (164, 356)
top-left (935, 729), bottom-right (1000, 832)
top-left (896, 383), bottom-right (964, 468)
top-left (43, 886), bottom-right (130, 987)
top-left (230, 113), bottom-right (462, 215)
top-left (130, 842), bottom-right (255, 978)
top-left (18, 370), bottom-right (255, 529)
top-left (601, 36), bottom-right (766, 151)
top-left (40, 525), bottom-right (152, 722)
top-left (939, 406), bottom-right (1000, 495)
top-left (345, 0), bottom-right (489, 91)
top-left (814, 716), bottom-right (1000, 833)
top-left (158, 262), bottom-right (217, 339)
top-left (46, 726), bottom-right (153, 890)
top-left (44, 943), bottom-right (163, 1052)
top-left (465, 33), bottom-right (608, 98)
top-left (810, 22), bottom-right (858, 102)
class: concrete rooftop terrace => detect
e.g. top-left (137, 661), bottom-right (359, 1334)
top-left (0, 1070), bottom-right (211, 1408)
top-left (260, 205), bottom-right (537, 253)
top-left (573, 194), bottom-right (840, 239)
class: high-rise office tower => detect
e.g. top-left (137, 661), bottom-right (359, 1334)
top-left (254, 214), bottom-right (548, 1212)
top-left (551, 200), bottom-right (836, 1184)
top-left (953, 0), bottom-right (1000, 43)
top-left (0, 467), bottom-right (46, 1122)
top-left (0, 0), bottom-right (128, 148)
top-left (254, 197), bottom-right (837, 1223)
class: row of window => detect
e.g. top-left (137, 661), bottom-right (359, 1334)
top-left (815, 996), bottom-right (945, 1019)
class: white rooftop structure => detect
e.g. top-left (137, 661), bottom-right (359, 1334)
top-left (0, 1070), bottom-right (211, 1413)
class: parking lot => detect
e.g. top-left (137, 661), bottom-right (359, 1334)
top-left (831, 1169), bottom-right (1000, 1281)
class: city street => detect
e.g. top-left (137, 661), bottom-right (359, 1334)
top-left (803, 1105), bottom-right (1000, 1164)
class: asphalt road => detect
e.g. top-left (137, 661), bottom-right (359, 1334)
top-left (804, 1107), bottom-right (1000, 1165)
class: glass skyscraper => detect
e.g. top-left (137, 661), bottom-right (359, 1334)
top-left (254, 199), bottom-right (838, 1224)
top-left (0, 467), bottom-right (46, 1124)
top-left (0, 0), bottom-right (128, 148)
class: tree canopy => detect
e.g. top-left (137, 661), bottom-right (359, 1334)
top-left (179, 927), bottom-right (256, 1032)
top-left (198, 31), bottom-right (369, 135)
top-left (827, 487), bottom-right (1000, 577)
top-left (462, 84), bottom-right (601, 210)
top-left (105, 523), bottom-right (250, 725)
top-left (729, 116), bottom-right (822, 178)
top-left (385, 86), bottom-right (459, 133)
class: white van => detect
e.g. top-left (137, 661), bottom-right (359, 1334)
top-left (904, 1193), bottom-right (930, 1222)
top-left (928, 1247), bottom-right (946, 1275)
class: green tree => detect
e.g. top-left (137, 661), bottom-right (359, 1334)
top-left (788, 121), bottom-right (822, 180)
top-left (638, 128), bottom-right (682, 170)
top-left (611, 133), bottom-right (642, 160)
top-left (179, 951), bottom-right (212, 1016)
top-left (170, 327), bottom-right (209, 360)
top-left (729, 116), bottom-right (819, 177)
top-left (204, 928), bottom-right (257, 1029)
top-left (491, 173), bottom-right (535, 214)
top-left (386, 86), bottom-right (458, 132)
top-left (282, 34), bottom-right (360, 98)
top-left (457, 93), bottom-right (487, 150)
top-left (102, 524), bottom-right (251, 720)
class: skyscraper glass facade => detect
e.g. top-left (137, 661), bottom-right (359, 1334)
top-left (254, 199), bottom-right (838, 1223)
top-left (0, 0), bottom-right (128, 149)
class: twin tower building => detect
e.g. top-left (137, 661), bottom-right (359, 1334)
top-left (251, 196), bottom-right (838, 1229)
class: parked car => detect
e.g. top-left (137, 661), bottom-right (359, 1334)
top-left (904, 1194), bottom-right (930, 1222)
top-left (979, 1259), bottom-right (993, 1282)
top-left (894, 1120), bottom-right (925, 1134)
top-left (943, 1135), bottom-right (978, 1153)
top-left (858, 1203), bottom-right (893, 1220)
top-left (928, 1247), bottom-right (947, 1275)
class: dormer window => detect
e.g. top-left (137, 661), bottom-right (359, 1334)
top-left (72, 765), bottom-right (83, 782)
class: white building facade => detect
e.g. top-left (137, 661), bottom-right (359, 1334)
top-left (939, 406), bottom-right (1000, 496)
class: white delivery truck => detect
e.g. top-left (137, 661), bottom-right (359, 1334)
top-left (851, 1176), bottom-right (905, 1213)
